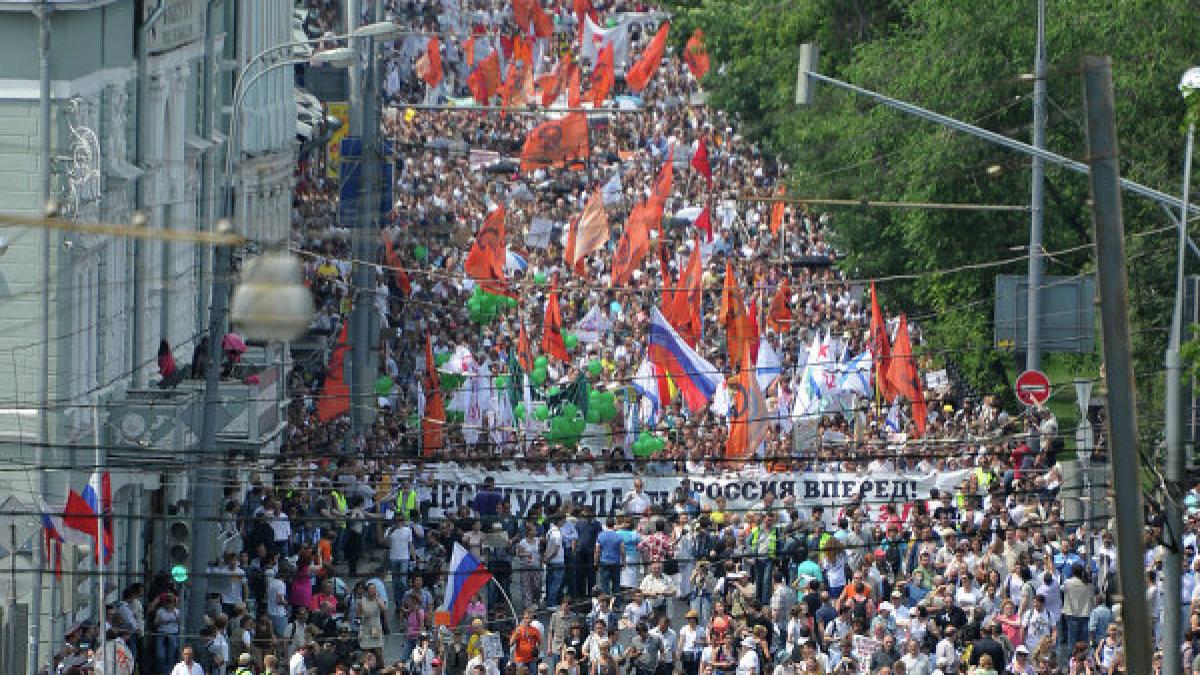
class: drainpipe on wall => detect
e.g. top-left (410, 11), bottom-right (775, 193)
top-left (133, 0), bottom-right (166, 388)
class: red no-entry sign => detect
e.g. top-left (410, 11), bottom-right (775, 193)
top-left (1015, 369), bottom-right (1051, 406)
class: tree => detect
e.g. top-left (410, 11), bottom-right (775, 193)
top-left (666, 0), bottom-right (1198, 410)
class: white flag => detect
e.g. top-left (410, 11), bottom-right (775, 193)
top-left (755, 339), bottom-right (782, 392)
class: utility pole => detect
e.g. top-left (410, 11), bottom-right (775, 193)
top-left (1081, 54), bottom-right (1154, 669)
top-left (1026, 0), bottom-right (1046, 374)
top-left (350, 0), bottom-right (379, 432)
top-left (29, 3), bottom-right (51, 673)
top-left (1163, 96), bottom-right (1195, 675)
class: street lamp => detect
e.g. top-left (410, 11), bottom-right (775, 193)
top-left (1164, 66), bottom-right (1199, 675)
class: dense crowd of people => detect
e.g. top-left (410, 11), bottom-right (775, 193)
top-left (50, 1), bottom-right (1192, 675)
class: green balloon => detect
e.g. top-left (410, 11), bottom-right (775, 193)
top-left (586, 408), bottom-right (601, 424)
top-left (514, 403), bottom-right (527, 421)
top-left (531, 368), bottom-right (547, 386)
top-left (561, 402), bottom-right (579, 420)
top-left (534, 403), bottom-right (550, 420)
top-left (564, 333), bottom-right (579, 350)
top-left (413, 245), bottom-right (428, 261)
top-left (533, 272), bottom-right (547, 285)
top-left (547, 386), bottom-right (561, 397)
top-left (535, 356), bottom-right (549, 369)
top-left (493, 375), bottom-right (509, 388)
top-left (435, 352), bottom-right (451, 366)
top-left (588, 359), bottom-right (603, 377)
top-left (171, 564), bottom-right (189, 583)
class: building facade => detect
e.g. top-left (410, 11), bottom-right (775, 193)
top-left (0, 1), bottom-right (295, 671)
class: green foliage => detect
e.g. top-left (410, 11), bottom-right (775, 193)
top-left (665, 0), bottom-right (1199, 409)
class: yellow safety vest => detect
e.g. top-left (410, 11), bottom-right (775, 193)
top-left (331, 491), bottom-right (348, 528)
top-left (396, 489), bottom-right (418, 518)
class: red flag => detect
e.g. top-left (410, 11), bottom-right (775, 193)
top-left (382, 234), bottom-right (412, 296)
top-left (589, 43), bottom-right (615, 106)
top-left (767, 279), bottom-right (793, 333)
top-left (416, 36), bottom-right (443, 87)
top-left (465, 206), bottom-right (511, 295)
top-left (467, 50), bottom-right (501, 104)
top-left (512, 0), bottom-right (534, 34)
top-left (684, 28), bottom-right (711, 80)
top-left (317, 322), bottom-right (351, 421)
top-left (667, 238), bottom-right (704, 346)
top-left (573, 0), bottom-right (597, 26)
top-left (624, 23), bottom-right (670, 92)
top-left (654, 149), bottom-right (674, 203)
top-left (542, 279), bottom-right (570, 362)
top-left (691, 138), bottom-right (712, 186)
top-left (512, 34), bottom-right (532, 68)
top-left (769, 184), bottom-right (786, 235)
top-left (869, 282), bottom-right (893, 400)
top-left (887, 314), bottom-right (927, 436)
top-left (693, 202), bottom-right (712, 241)
top-left (612, 199), bottom-right (652, 286)
top-left (532, 2), bottom-right (554, 38)
top-left (520, 113), bottom-right (590, 172)
top-left (422, 334), bottom-right (444, 455)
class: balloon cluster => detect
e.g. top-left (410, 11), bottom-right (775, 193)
top-left (632, 431), bottom-right (666, 457)
top-left (529, 355), bottom-right (550, 385)
top-left (586, 388), bottom-right (618, 424)
top-left (546, 401), bottom-right (587, 448)
top-left (513, 401), bottom-right (550, 422)
top-left (466, 288), bottom-right (517, 324)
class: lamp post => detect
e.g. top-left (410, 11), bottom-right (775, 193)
top-left (1163, 65), bottom-right (1200, 675)
top-left (185, 45), bottom-right (354, 635)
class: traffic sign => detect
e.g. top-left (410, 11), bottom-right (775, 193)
top-left (1015, 369), bottom-right (1052, 406)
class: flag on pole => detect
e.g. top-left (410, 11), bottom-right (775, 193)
top-left (755, 339), bottom-right (782, 392)
top-left (690, 138), bottom-right (712, 187)
top-left (683, 28), bottom-right (711, 80)
top-left (316, 322), bottom-right (351, 421)
top-left (542, 279), bottom-right (570, 362)
top-left (887, 314), bottom-right (928, 436)
top-left (648, 307), bottom-right (719, 413)
top-left (565, 188), bottom-right (608, 275)
top-left (624, 23), bottom-right (670, 92)
top-left (725, 350), bottom-right (769, 460)
top-left (443, 542), bottom-right (494, 625)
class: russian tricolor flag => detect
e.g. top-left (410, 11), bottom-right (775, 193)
top-left (443, 542), bottom-right (493, 625)
top-left (62, 471), bottom-right (113, 563)
top-left (648, 307), bottom-right (719, 413)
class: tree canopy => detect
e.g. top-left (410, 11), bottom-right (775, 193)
top-left (665, 0), bottom-right (1198, 410)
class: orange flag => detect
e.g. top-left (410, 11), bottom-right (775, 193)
top-left (539, 56), bottom-right (572, 106)
top-left (565, 188), bottom-right (608, 274)
top-left (769, 184), bottom-right (786, 235)
top-left (317, 322), bottom-right (351, 421)
top-left (625, 23), bottom-right (670, 92)
top-left (725, 348), bottom-right (769, 460)
top-left (422, 334), bottom-right (445, 455)
top-left (870, 281), bottom-right (893, 400)
top-left (464, 36), bottom-right (476, 68)
top-left (653, 149), bottom-right (673, 203)
top-left (465, 206), bottom-right (510, 295)
top-left (382, 234), bottom-right (412, 296)
top-left (517, 320), bottom-right (534, 373)
top-left (512, 34), bottom-right (533, 69)
top-left (416, 37), bottom-right (443, 87)
top-left (567, 64), bottom-right (582, 107)
top-left (611, 199), bottom-right (652, 286)
top-left (542, 279), bottom-right (570, 362)
top-left (887, 314), bottom-right (927, 436)
top-left (520, 112), bottom-right (590, 172)
top-left (589, 43), bottom-right (615, 106)
top-left (683, 28), bottom-right (711, 80)
top-left (467, 50), bottom-right (501, 104)
top-left (719, 260), bottom-right (756, 366)
top-left (766, 279), bottom-right (793, 333)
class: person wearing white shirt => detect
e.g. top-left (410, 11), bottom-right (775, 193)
top-left (265, 568), bottom-right (290, 635)
top-left (623, 478), bottom-right (651, 516)
top-left (289, 644), bottom-right (312, 675)
top-left (170, 646), bottom-right (205, 675)
top-left (735, 638), bottom-right (760, 675)
top-left (386, 516), bottom-right (415, 603)
top-left (545, 517), bottom-right (566, 605)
